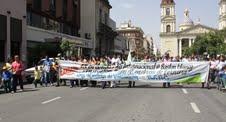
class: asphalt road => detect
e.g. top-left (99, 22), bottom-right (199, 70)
top-left (0, 82), bottom-right (226, 122)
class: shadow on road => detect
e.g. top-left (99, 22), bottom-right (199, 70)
top-left (0, 88), bottom-right (39, 95)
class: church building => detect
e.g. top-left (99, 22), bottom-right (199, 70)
top-left (160, 0), bottom-right (226, 57)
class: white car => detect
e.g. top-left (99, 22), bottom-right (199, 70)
top-left (24, 58), bottom-right (55, 83)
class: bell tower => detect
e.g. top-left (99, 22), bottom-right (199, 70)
top-left (160, 0), bottom-right (176, 33)
top-left (219, 0), bottom-right (226, 30)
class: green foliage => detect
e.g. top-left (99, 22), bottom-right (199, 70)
top-left (184, 29), bottom-right (226, 56)
top-left (60, 40), bottom-right (72, 56)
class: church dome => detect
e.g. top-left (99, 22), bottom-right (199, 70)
top-left (184, 16), bottom-right (194, 25)
top-left (179, 9), bottom-right (194, 31)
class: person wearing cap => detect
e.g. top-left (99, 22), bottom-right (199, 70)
top-left (11, 55), bottom-right (24, 92)
top-left (1, 66), bottom-right (12, 93)
top-left (5, 58), bottom-right (12, 71)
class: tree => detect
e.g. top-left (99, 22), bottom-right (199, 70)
top-left (184, 29), bottom-right (226, 57)
top-left (60, 40), bottom-right (72, 57)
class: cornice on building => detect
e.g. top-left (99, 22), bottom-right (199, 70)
top-left (101, 0), bottom-right (112, 9)
top-left (219, 0), bottom-right (226, 5)
top-left (161, 0), bottom-right (175, 6)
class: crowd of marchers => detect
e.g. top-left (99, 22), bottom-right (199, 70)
top-left (1, 53), bottom-right (226, 94)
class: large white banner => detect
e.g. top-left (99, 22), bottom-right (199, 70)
top-left (59, 61), bottom-right (210, 83)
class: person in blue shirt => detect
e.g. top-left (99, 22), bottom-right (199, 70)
top-left (43, 56), bottom-right (52, 86)
top-left (1, 66), bottom-right (12, 93)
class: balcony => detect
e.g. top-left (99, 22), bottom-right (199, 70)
top-left (27, 7), bottom-right (79, 36)
top-left (97, 22), bottom-right (117, 39)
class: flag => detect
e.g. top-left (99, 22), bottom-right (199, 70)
top-left (126, 51), bottom-right (132, 65)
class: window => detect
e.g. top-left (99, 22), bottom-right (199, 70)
top-left (33, 0), bottom-right (42, 10)
top-left (166, 8), bottom-right (170, 15)
top-left (73, 0), bottom-right (79, 22)
top-left (63, 0), bottom-right (68, 19)
top-left (99, 9), bottom-right (102, 23)
top-left (0, 14), bottom-right (6, 62)
top-left (27, 11), bottom-right (32, 25)
top-left (50, 0), bottom-right (56, 16)
top-left (0, 15), bottom-right (7, 41)
top-left (104, 13), bottom-right (108, 25)
top-left (0, 41), bottom-right (5, 62)
top-left (127, 40), bottom-right (130, 50)
top-left (166, 25), bottom-right (171, 33)
top-left (10, 17), bottom-right (22, 57)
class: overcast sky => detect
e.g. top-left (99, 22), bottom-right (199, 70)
top-left (109, 0), bottom-right (219, 48)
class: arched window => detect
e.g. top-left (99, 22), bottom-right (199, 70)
top-left (166, 8), bottom-right (170, 15)
top-left (166, 25), bottom-right (171, 32)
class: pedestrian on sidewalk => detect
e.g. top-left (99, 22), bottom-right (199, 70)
top-left (11, 55), bottom-right (24, 93)
top-left (1, 66), bottom-right (12, 93)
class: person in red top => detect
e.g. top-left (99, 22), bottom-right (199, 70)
top-left (11, 55), bottom-right (24, 93)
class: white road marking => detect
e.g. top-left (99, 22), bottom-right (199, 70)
top-left (190, 102), bottom-right (201, 113)
top-left (42, 97), bottom-right (62, 104)
top-left (182, 88), bottom-right (188, 94)
top-left (80, 87), bottom-right (88, 91)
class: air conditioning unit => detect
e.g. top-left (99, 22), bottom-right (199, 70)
top-left (85, 33), bottom-right (91, 39)
top-left (73, 0), bottom-right (78, 5)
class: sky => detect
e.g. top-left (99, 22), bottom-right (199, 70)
top-left (109, 0), bottom-right (219, 48)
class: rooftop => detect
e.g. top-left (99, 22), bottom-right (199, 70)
top-left (161, 0), bottom-right (175, 5)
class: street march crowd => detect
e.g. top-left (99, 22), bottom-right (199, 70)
top-left (1, 53), bottom-right (226, 94)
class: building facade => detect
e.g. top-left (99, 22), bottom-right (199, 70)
top-left (112, 35), bottom-right (129, 55)
top-left (117, 21), bottom-right (145, 57)
top-left (219, 0), bottom-right (226, 30)
top-left (27, 0), bottom-right (81, 36)
top-left (143, 35), bottom-right (154, 55)
top-left (26, 0), bottom-right (92, 63)
top-left (80, 0), bottom-right (117, 56)
top-left (160, 0), bottom-right (216, 57)
top-left (0, 0), bottom-right (27, 65)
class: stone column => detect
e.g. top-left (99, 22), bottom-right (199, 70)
top-left (179, 39), bottom-right (182, 57)
top-left (21, 18), bottom-right (27, 63)
top-left (5, 14), bottom-right (11, 61)
top-left (189, 39), bottom-right (192, 47)
top-left (178, 39), bottom-right (182, 57)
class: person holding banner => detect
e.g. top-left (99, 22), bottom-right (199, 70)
top-left (218, 65), bottom-right (226, 89)
top-left (128, 52), bottom-right (136, 88)
top-left (163, 53), bottom-right (171, 88)
top-left (90, 57), bottom-right (98, 87)
top-left (110, 55), bottom-right (121, 88)
top-left (100, 57), bottom-right (108, 89)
